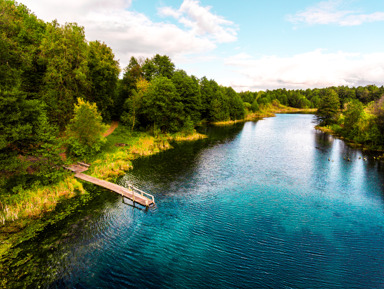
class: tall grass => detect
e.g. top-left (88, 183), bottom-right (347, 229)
top-left (0, 177), bottom-right (84, 225)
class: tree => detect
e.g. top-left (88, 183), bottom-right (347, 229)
top-left (66, 98), bottom-right (108, 157)
top-left (0, 0), bottom-right (46, 95)
top-left (141, 77), bottom-right (184, 132)
top-left (172, 70), bottom-right (201, 124)
top-left (372, 95), bottom-right (384, 143)
top-left (355, 86), bottom-right (371, 104)
top-left (142, 54), bottom-right (175, 80)
top-left (120, 78), bottom-right (149, 130)
top-left (343, 99), bottom-right (363, 138)
top-left (115, 57), bottom-right (143, 119)
top-left (209, 87), bottom-right (230, 122)
top-left (199, 77), bottom-right (214, 120)
top-left (39, 21), bottom-right (90, 130)
top-left (0, 90), bottom-right (62, 187)
top-left (87, 40), bottom-right (120, 121)
top-left (224, 87), bottom-right (245, 120)
top-left (316, 89), bottom-right (340, 125)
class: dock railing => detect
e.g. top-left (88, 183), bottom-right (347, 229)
top-left (128, 184), bottom-right (155, 203)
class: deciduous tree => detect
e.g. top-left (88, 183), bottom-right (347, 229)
top-left (141, 77), bottom-right (183, 132)
top-left (66, 98), bottom-right (108, 157)
top-left (87, 40), bottom-right (120, 121)
top-left (316, 89), bottom-right (340, 125)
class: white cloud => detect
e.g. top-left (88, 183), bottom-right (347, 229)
top-left (20, 0), bottom-right (236, 69)
top-left (287, 0), bottom-right (384, 26)
top-left (158, 0), bottom-right (237, 43)
top-left (225, 50), bottom-right (384, 91)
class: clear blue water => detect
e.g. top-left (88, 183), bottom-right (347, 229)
top-left (7, 114), bottom-right (384, 288)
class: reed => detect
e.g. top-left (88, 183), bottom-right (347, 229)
top-left (0, 177), bottom-right (85, 225)
top-left (170, 131), bottom-right (207, 141)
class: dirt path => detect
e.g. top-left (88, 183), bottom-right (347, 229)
top-left (103, 121), bottom-right (119, 137)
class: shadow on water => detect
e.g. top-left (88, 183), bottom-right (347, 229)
top-left (120, 122), bottom-right (246, 195)
top-left (1, 184), bottom-right (120, 288)
top-left (313, 127), bottom-right (384, 203)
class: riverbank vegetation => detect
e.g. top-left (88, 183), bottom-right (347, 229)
top-left (1, 0), bottom-right (384, 253)
top-left (315, 87), bottom-right (384, 154)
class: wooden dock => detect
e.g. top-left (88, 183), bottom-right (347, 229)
top-left (65, 163), bottom-right (155, 207)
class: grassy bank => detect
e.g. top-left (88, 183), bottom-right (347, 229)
top-left (0, 125), bottom-right (207, 260)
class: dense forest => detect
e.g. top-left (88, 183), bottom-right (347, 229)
top-left (1, 0), bottom-right (384, 193)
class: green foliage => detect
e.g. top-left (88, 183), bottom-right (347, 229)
top-left (199, 77), bottom-right (215, 120)
top-left (243, 102), bottom-right (252, 111)
top-left (121, 89), bottom-right (142, 130)
top-left (0, 89), bottom-right (63, 190)
top-left (372, 95), bottom-right (384, 145)
top-left (141, 77), bottom-right (184, 133)
top-left (172, 70), bottom-right (201, 124)
top-left (251, 99), bottom-right (260, 112)
top-left (66, 98), bottom-right (108, 157)
top-left (209, 88), bottom-right (230, 122)
top-left (142, 54), bottom-right (175, 80)
top-left (87, 40), bottom-right (120, 121)
top-left (181, 116), bottom-right (195, 135)
top-left (327, 96), bottom-right (383, 147)
top-left (116, 56), bottom-right (144, 119)
top-left (225, 87), bottom-right (245, 120)
top-left (39, 21), bottom-right (89, 129)
top-left (343, 99), bottom-right (364, 138)
top-left (316, 89), bottom-right (340, 125)
top-left (0, 0), bottom-right (46, 94)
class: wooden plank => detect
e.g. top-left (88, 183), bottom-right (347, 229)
top-left (77, 161), bottom-right (90, 167)
top-left (75, 173), bottom-right (154, 207)
top-left (65, 163), bottom-right (155, 207)
top-left (64, 164), bottom-right (88, 173)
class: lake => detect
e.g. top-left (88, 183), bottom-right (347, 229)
top-left (4, 114), bottom-right (384, 288)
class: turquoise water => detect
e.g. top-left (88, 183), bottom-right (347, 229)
top-left (6, 114), bottom-right (384, 288)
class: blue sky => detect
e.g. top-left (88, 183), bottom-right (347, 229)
top-left (20, 0), bottom-right (384, 91)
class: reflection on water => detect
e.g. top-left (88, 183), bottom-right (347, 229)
top-left (3, 114), bottom-right (384, 288)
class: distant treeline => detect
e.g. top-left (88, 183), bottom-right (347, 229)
top-left (240, 85), bottom-right (384, 110)
top-left (243, 86), bottom-right (384, 148)
top-left (1, 0), bottom-right (384, 187)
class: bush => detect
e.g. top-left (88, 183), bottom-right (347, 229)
top-left (66, 98), bottom-right (108, 158)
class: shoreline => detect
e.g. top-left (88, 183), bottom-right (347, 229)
top-left (0, 109), bottom-right (317, 262)
top-left (212, 107), bottom-right (317, 126)
top-left (315, 125), bottom-right (384, 159)
top-left (0, 128), bottom-right (206, 261)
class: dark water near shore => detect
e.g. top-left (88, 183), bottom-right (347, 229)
top-left (5, 114), bottom-right (384, 288)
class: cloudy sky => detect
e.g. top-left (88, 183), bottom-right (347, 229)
top-left (20, 0), bottom-right (384, 91)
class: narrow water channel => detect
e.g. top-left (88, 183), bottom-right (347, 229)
top-left (5, 114), bottom-right (384, 288)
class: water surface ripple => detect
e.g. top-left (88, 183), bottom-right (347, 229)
top-left (27, 115), bottom-right (384, 288)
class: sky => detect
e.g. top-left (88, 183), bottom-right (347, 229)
top-left (19, 0), bottom-right (384, 91)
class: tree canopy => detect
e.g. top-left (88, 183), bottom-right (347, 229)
top-left (2, 0), bottom-right (384, 192)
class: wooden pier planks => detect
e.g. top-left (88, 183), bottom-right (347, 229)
top-left (74, 173), bottom-right (155, 207)
top-left (65, 163), bottom-right (155, 207)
